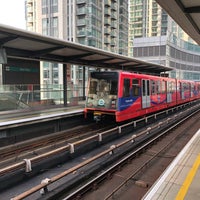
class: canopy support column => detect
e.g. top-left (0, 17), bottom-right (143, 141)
top-left (63, 63), bottom-right (67, 106)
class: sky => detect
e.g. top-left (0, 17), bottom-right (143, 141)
top-left (0, 0), bottom-right (26, 29)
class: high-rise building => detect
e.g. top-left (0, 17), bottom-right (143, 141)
top-left (129, 0), bottom-right (200, 80)
top-left (25, 0), bottom-right (129, 86)
top-left (128, 0), bottom-right (168, 57)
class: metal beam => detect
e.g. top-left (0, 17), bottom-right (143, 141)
top-left (0, 36), bottom-right (18, 46)
top-left (32, 46), bottom-right (65, 57)
top-left (184, 6), bottom-right (200, 13)
top-left (175, 0), bottom-right (200, 34)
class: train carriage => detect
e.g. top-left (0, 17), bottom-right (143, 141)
top-left (84, 71), bottom-right (200, 122)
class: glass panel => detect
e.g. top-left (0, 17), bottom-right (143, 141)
top-left (132, 79), bottom-right (139, 97)
top-left (123, 79), bottom-right (130, 97)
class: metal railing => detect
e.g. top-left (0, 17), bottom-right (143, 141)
top-left (0, 83), bottom-right (86, 111)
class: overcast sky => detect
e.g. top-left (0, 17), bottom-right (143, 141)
top-left (0, 0), bottom-right (25, 29)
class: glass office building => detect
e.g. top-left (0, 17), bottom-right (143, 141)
top-left (129, 0), bottom-right (200, 80)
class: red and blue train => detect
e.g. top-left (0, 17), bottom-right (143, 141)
top-left (84, 71), bottom-right (200, 122)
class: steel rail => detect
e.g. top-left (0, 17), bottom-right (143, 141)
top-left (11, 102), bottom-right (200, 200)
top-left (104, 107), bottom-right (200, 200)
top-left (64, 106), bottom-right (200, 200)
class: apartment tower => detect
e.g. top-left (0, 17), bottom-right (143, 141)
top-left (25, 0), bottom-right (129, 86)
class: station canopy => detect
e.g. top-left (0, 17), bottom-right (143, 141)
top-left (156, 0), bottom-right (200, 45)
top-left (0, 24), bottom-right (172, 74)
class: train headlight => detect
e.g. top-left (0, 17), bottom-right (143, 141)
top-left (111, 100), bottom-right (116, 108)
top-left (88, 102), bottom-right (93, 107)
top-left (98, 99), bottom-right (105, 106)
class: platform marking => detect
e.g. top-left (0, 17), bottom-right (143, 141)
top-left (175, 153), bottom-right (200, 200)
top-left (142, 129), bottom-right (200, 200)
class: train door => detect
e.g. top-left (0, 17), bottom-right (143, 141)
top-left (142, 79), bottom-right (150, 108)
top-left (167, 81), bottom-right (172, 103)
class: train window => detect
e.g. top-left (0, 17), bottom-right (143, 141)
top-left (161, 81), bottom-right (166, 93)
top-left (183, 83), bottom-right (188, 91)
top-left (142, 80), bottom-right (150, 96)
top-left (147, 80), bottom-right (150, 96)
top-left (180, 83), bottom-right (182, 91)
top-left (156, 81), bottom-right (158, 94)
top-left (142, 80), bottom-right (146, 96)
top-left (123, 79), bottom-right (130, 97)
top-left (132, 79), bottom-right (140, 97)
top-left (110, 81), bottom-right (118, 95)
top-left (198, 84), bottom-right (200, 91)
top-left (99, 80), bottom-right (108, 92)
top-left (89, 80), bottom-right (97, 94)
top-left (167, 82), bottom-right (171, 93)
top-left (191, 83), bottom-right (194, 91)
top-left (157, 81), bottom-right (161, 94)
top-left (172, 82), bottom-right (176, 92)
top-left (151, 80), bottom-right (156, 95)
top-left (187, 83), bottom-right (190, 91)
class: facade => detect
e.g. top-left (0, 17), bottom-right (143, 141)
top-left (133, 36), bottom-right (200, 80)
top-left (25, 0), bottom-right (129, 87)
top-left (128, 0), bottom-right (168, 57)
top-left (129, 0), bottom-right (200, 80)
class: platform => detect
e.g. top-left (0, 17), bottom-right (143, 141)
top-left (143, 129), bottom-right (200, 200)
top-left (0, 103), bottom-right (84, 128)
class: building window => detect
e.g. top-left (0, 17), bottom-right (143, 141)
top-left (51, 17), bottom-right (58, 37)
top-left (42, 0), bottom-right (58, 14)
top-left (42, 18), bottom-right (49, 35)
top-left (53, 70), bottom-right (58, 78)
top-left (43, 70), bottom-right (49, 78)
top-left (52, 0), bottom-right (58, 13)
top-left (42, 0), bottom-right (48, 14)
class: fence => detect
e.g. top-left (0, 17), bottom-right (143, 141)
top-left (0, 83), bottom-right (86, 111)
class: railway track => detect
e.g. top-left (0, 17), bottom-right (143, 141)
top-left (101, 111), bottom-right (200, 200)
top-left (7, 100), bottom-right (200, 200)
top-left (0, 122), bottom-right (116, 171)
top-left (62, 104), bottom-right (200, 200)
top-left (0, 123), bottom-right (112, 163)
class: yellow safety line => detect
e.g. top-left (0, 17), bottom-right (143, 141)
top-left (176, 153), bottom-right (200, 200)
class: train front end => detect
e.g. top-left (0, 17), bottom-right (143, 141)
top-left (84, 71), bottom-right (119, 122)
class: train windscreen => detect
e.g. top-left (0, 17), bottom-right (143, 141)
top-left (86, 72), bottom-right (118, 109)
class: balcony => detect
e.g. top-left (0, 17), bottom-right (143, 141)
top-left (27, 6), bottom-right (33, 13)
top-left (110, 30), bottom-right (117, 37)
top-left (110, 39), bottom-right (116, 46)
top-left (104, 8), bottom-right (111, 16)
top-left (27, 16), bottom-right (33, 23)
top-left (77, 30), bottom-right (87, 37)
top-left (105, 0), bottom-right (111, 6)
top-left (111, 3), bottom-right (117, 11)
top-left (104, 27), bottom-right (110, 35)
top-left (111, 12), bottom-right (117, 20)
top-left (77, 19), bottom-right (86, 26)
top-left (104, 18), bottom-right (111, 25)
top-left (76, 0), bottom-right (86, 4)
top-left (27, 0), bottom-right (33, 3)
top-left (104, 37), bottom-right (111, 44)
top-left (111, 21), bottom-right (117, 29)
top-left (77, 7), bottom-right (86, 15)
top-left (104, 46), bottom-right (110, 51)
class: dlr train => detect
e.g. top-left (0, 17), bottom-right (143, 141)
top-left (84, 71), bottom-right (200, 122)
